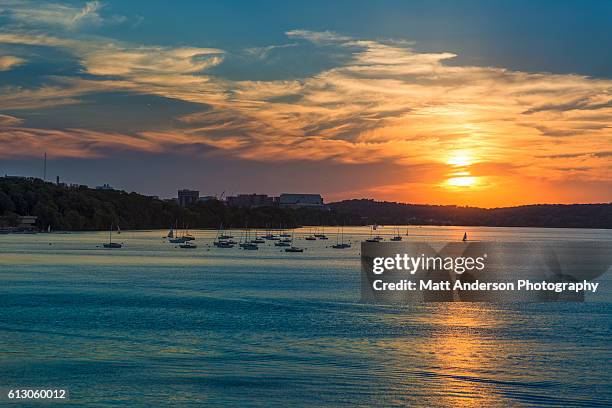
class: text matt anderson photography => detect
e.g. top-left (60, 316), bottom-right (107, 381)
top-left (0, 1), bottom-right (611, 406)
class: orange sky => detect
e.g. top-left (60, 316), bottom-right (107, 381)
top-left (0, 3), bottom-right (610, 206)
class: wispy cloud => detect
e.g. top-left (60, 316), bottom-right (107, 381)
top-left (0, 11), bottom-right (610, 199)
top-left (0, 55), bottom-right (24, 71)
top-left (0, 0), bottom-right (123, 30)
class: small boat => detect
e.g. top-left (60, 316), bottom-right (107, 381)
top-left (274, 241), bottom-right (291, 247)
top-left (169, 237), bottom-right (187, 243)
top-left (241, 243), bottom-right (259, 250)
top-left (332, 226), bottom-right (351, 248)
top-left (179, 242), bottom-right (197, 249)
top-left (366, 225), bottom-right (383, 242)
top-left (318, 235), bottom-right (328, 240)
top-left (216, 222), bottom-right (233, 240)
top-left (214, 241), bottom-right (234, 248)
top-left (279, 233), bottom-right (291, 238)
top-left (103, 242), bottom-right (122, 249)
top-left (304, 235), bottom-right (316, 241)
top-left (390, 226), bottom-right (402, 241)
top-left (251, 229), bottom-right (265, 244)
top-left (183, 228), bottom-right (195, 241)
top-left (103, 224), bottom-right (122, 248)
top-left (332, 243), bottom-right (351, 249)
top-left (285, 246), bottom-right (304, 253)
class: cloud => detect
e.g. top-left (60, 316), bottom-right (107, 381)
top-left (0, 113), bottom-right (22, 125)
top-left (245, 43), bottom-right (298, 60)
top-left (0, 55), bottom-right (24, 71)
top-left (0, 23), bottom-right (610, 190)
top-left (0, 1), bottom-right (123, 30)
top-left (285, 29), bottom-right (353, 44)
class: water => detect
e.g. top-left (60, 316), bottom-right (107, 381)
top-left (1, 226), bottom-right (611, 406)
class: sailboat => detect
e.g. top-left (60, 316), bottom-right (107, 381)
top-left (183, 225), bottom-right (195, 241)
top-left (239, 225), bottom-right (259, 250)
top-left (279, 223), bottom-right (291, 238)
top-left (284, 230), bottom-right (304, 252)
top-left (365, 225), bottom-right (383, 242)
top-left (332, 226), bottom-right (351, 249)
top-left (117, 225), bottom-right (121, 235)
top-left (285, 246), bottom-right (304, 252)
top-left (218, 223), bottom-right (233, 240)
top-left (315, 226), bottom-right (328, 240)
top-left (169, 226), bottom-right (187, 243)
top-left (179, 241), bottom-right (197, 249)
top-left (391, 226), bottom-right (402, 241)
top-left (214, 223), bottom-right (235, 248)
top-left (166, 222), bottom-right (175, 238)
top-left (251, 229), bottom-right (265, 244)
top-left (103, 224), bottom-right (122, 248)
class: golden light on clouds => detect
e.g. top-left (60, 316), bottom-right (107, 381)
top-left (0, 10), bottom-right (610, 206)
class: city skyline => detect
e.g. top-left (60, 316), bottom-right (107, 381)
top-left (1, 0), bottom-right (611, 207)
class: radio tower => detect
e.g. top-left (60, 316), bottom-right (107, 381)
top-left (43, 152), bottom-right (47, 181)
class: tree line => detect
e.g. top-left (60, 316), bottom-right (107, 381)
top-left (1, 178), bottom-right (610, 230)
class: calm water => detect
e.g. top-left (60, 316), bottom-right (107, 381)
top-left (1, 226), bottom-right (611, 407)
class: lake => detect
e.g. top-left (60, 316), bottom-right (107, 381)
top-left (1, 226), bottom-right (611, 406)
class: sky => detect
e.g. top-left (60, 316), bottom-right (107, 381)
top-left (0, 0), bottom-right (611, 207)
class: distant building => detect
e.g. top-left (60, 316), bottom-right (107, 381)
top-left (17, 216), bottom-right (38, 228)
top-left (278, 193), bottom-right (324, 209)
top-left (178, 189), bottom-right (199, 207)
top-left (96, 183), bottom-right (114, 190)
top-left (227, 194), bottom-right (274, 208)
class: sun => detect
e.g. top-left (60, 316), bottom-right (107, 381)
top-left (446, 152), bottom-right (474, 167)
top-left (446, 176), bottom-right (477, 187)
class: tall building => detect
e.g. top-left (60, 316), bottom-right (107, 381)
top-left (278, 193), bottom-right (324, 209)
top-left (178, 189), bottom-right (199, 207)
top-left (226, 194), bottom-right (274, 208)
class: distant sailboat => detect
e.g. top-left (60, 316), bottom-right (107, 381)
top-left (103, 224), bottom-right (122, 248)
top-left (391, 227), bottom-right (402, 241)
top-left (285, 246), bottom-right (304, 252)
top-left (463, 232), bottom-right (468, 242)
top-left (166, 222), bottom-right (175, 238)
top-left (251, 228), bottom-right (265, 244)
top-left (365, 225), bottom-right (383, 242)
top-left (305, 227), bottom-right (316, 240)
top-left (332, 226), bottom-right (351, 249)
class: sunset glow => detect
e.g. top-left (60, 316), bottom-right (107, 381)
top-left (446, 176), bottom-right (478, 188)
top-left (0, 1), bottom-right (610, 206)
